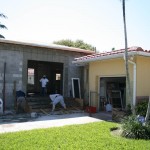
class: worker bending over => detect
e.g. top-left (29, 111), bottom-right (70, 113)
top-left (49, 94), bottom-right (66, 112)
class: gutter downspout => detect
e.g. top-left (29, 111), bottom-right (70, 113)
top-left (128, 60), bottom-right (136, 107)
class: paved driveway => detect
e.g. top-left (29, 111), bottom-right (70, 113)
top-left (0, 112), bottom-right (112, 134)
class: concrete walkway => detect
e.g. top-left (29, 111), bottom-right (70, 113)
top-left (0, 112), bottom-right (112, 134)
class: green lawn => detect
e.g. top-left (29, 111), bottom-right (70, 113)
top-left (0, 121), bottom-right (150, 150)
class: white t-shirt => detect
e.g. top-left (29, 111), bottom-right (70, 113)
top-left (49, 94), bottom-right (66, 107)
top-left (40, 78), bottom-right (49, 87)
top-left (49, 94), bottom-right (60, 102)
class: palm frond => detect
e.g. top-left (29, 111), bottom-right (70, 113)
top-left (0, 34), bottom-right (5, 38)
top-left (0, 13), bottom-right (7, 18)
top-left (0, 23), bottom-right (7, 29)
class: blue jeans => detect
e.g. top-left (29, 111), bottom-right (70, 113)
top-left (41, 87), bottom-right (47, 96)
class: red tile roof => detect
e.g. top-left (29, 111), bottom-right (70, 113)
top-left (74, 46), bottom-right (150, 63)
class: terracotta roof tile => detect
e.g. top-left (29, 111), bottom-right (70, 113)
top-left (74, 46), bottom-right (150, 62)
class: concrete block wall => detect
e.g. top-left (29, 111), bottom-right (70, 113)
top-left (0, 42), bottom-right (87, 109)
top-left (67, 55), bottom-right (83, 97)
top-left (0, 49), bottom-right (23, 109)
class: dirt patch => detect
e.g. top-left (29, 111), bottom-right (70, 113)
top-left (110, 127), bottom-right (123, 137)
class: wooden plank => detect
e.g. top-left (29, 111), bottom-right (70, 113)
top-left (13, 81), bottom-right (16, 109)
top-left (3, 62), bottom-right (6, 111)
top-left (40, 109), bottom-right (50, 116)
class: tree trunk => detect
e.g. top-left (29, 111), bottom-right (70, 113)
top-left (122, 0), bottom-right (135, 114)
top-left (145, 97), bottom-right (150, 123)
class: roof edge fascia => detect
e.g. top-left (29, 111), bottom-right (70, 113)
top-left (137, 51), bottom-right (150, 57)
top-left (73, 51), bottom-right (139, 64)
top-left (0, 39), bottom-right (94, 54)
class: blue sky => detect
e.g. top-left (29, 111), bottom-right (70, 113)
top-left (0, 0), bottom-right (150, 52)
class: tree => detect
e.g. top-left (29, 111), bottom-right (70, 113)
top-left (53, 39), bottom-right (95, 51)
top-left (0, 13), bottom-right (7, 38)
top-left (145, 97), bottom-right (150, 122)
top-left (112, 47), bottom-right (115, 51)
top-left (122, 0), bottom-right (135, 114)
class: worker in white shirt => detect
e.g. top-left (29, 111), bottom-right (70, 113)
top-left (40, 75), bottom-right (49, 96)
top-left (49, 94), bottom-right (66, 112)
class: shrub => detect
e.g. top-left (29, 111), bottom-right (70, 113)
top-left (135, 101), bottom-right (148, 116)
top-left (121, 115), bottom-right (150, 139)
top-left (126, 104), bottom-right (132, 115)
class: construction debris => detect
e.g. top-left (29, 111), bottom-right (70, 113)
top-left (40, 109), bottom-right (50, 116)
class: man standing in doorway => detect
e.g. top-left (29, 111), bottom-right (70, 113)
top-left (40, 75), bottom-right (49, 96)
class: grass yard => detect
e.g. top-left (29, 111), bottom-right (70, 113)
top-left (0, 121), bottom-right (150, 150)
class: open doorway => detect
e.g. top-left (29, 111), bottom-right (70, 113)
top-left (27, 60), bottom-right (63, 96)
top-left (99, 77), bottom-right (126, 111)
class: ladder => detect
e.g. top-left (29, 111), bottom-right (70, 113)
top-left (107, 90), bottom-right (123, 109)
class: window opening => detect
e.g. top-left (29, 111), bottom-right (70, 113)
top-left (56, 73), bottom-right (61, 80)
top-left (28, 68), bottom-right (34, 85)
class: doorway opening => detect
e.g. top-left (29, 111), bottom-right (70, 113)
top-left (99, 77), bottom-right (126, 111)
top-left (27, 60), bottom-right (63, 97)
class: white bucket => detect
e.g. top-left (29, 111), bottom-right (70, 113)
top-left (106, 104), bottom-right (112, 112)
top-left (31, 112), bottom-right (37, 118)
